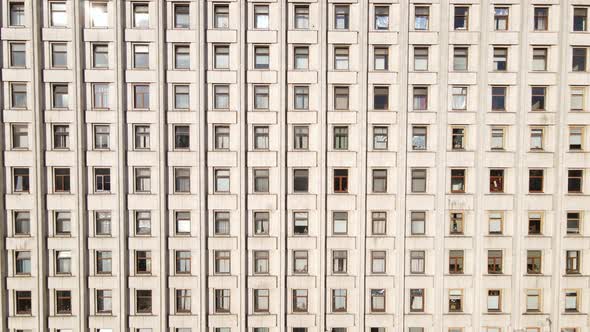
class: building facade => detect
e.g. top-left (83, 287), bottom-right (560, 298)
top-left (1, 1), bottom-right (589, 332)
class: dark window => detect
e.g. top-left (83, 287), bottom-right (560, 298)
top-left (333, 169), bottom-right (348, 193)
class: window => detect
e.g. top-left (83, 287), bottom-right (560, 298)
top-left (174, 3), bottom-right (190, 28)
top-left (526, 289), bottom-right (540, 312)
top-left (415, 6), bottom-right (429, 30)
top-left (371, 251), bottom-right (386, 273)
top-left (494, 7), bottom-right (509, 30)
top-left (253, 169), bottom-right (269, 193)
top-left (411, 169), bottom-right (427, 193)
top-left (488, 250), bottom-right (503, 273)
top-left (566, 250), bottom-right (580, 274)
top-left (569, 127), bottom-right (584, 151)
top-left (15, 290), bottom-right (32, 315)
top-left (532, 48), bottom-right (547, 71)
top-left (89, 2), bottom-right (107, 27)
top-left (92, 44), bottom-right (108, 68)
top-left (95, 211), bottom-right (111, 236)
top-left (133, 44), bottom-right (149, 68)
top-left (96, 251), bottom-right (112, 274)
top-left (371, 289), bottom-right (385, 312)
top-left (293, 250), bottom-right (308, 274)
top-left (330, 289), bottom-right (347, 313)
top-left (254, 85), bottom-right (269, 109)
top-left (293, 169), bottom-right (309, 193)
top-left (490, 127), bottom-right (505, 150)
top-left (135, 217), bottom-right (152, 238)
top-left (175, 251), bottom-right (191, 274)
top-left (488, 212), bottom-right (503, 235)
top-left (568, 169), bottom-right (583, 193)
top-left (175, 211), bottom-right (191, 235)
top-left (174, 168), bottom-right (190, 193)
top-left (288, 213), bottom-right (308, 237)
top-left (411, 211), bottom-right (425, 235)
top-left (214, 211), bottom-right (229, 235)
top-left (530, 128), bottom-right (544, 150)
top-left (294, 5), bottom-right (309, 29)
top-left (489, 169), bottom-right (504, 193)
top-left (573, 47), bottom-right (587, 72)
top-left (410, 251), bottom-right (425, 274)
top-left (9, 2), bottom-right (25, 26)
top-left (451, 87), bottom-right (467, 110)
top-left (413, 87), bottom-right (428, 110)
top-left (333, 126), bottom-right (349, 150)
top-left (565, 290), bottom-right (578, 312)
top-left (374, 6), bottom-right (389, 30)
top-left (133, 167), bottom-right (150, 193)
top-left (252, 127), bottom-right (269, 149)
top-left (450, 212), bottom-right (463, 234)
top-left (136, 290), bottom-right (152, 313)
top-left (493, 47), bottom-right (508, 71)
top-left (414, 47), bottom-right (428, 71)
top-left (332, 250), bottom-right (347, 273)
top-left (372, 126), bottom-right (388, 150)
top-left (51, 43), bottom-right (67, 68)
top-left (254, 45), bottom-right (270, 69)
top-left (214, 126), bottom-right (230, 150)
top-left (134, 125), bottom-right (150, 149)
top-left (254, 251), bottom-right (269, 274)
top-left (450, 169), bottom-right (466, 193)
top-left (334, 5), bottom-right (349, 29)
top-left (55, 250), bottom-right (71, 274)
top-left (294, 126), bottom-right (309, 150)
top-left (451, 127), bottom-right (465, 150)
top-left (334, 46), bottom-right (349, 70)
top-left (11, 125), bottom-right (28, 150)
top-left (293, 289), bottom-right (308, 312)
top-left (174, 45), bottom-right (190, 69)
top-left (333, 211), bottom-right (348, 235)
top-left (93, 125), bottom-right (109, 149)
top-left (54, 168), bottom-right (70, 192)
top-left (449, 250), bottom-right (464, 274)
top-left (293, 46), bottom-right (309, 70)
top-left (534, 7), bottom-right (548, 31)
top-left (214, 85), bottom-right (229, 109)
top-left (253, 211), bottom-right (269, 235)
top-left (527, 250), bottom-right (542, 274)
top-left (135, 251), bottom-right (151, 274)
top-left (54, 211), bottom-right (71, 235)
top-left (374, 86), bottom-right (389, 110)
top-left (492, 86), bottom-right (507, 110)
top-left (214, 45), bottom-right (230, 69)
top-left (95, 168), bottom-right (111, 192)
top-left (254, 289), bottom-right (269, 312)
top-left (254, 5), bottom-right (269, 29)
top-left (454, 6), bottom-right (469, 29)
top-left (372, 169), bottom-right (388, 193)
top-left (449, 289), bottom-right (463, 312)
top-left (53, 125), bottom-right (69, 149)
top-left (453, 47), bottom-right (468, 71)
top-left (574, 8), bottom-right (588, 31)
top-left (214, 4), bottom-right (229, 29)
top-left (52, 84), bottom-right (68, 108)
top-left (132, 3), bottom-right (149, 28)
top-left (133, 85), bottom-right (149, 109)
top-left (528, 212), bottom-right (542, 235)
top-left (333, 169), bottom-right (348, 193)
top-left (410, 289), bottom-right (424, 312)
top-left (174, 126), bottom-right (190, 149)
top-left (13, 168), bottom-right (30, 193)
top-left (531, 86), bottom-right (547, 110)
top-left (51, 2), bottom-right (67, 27)
top-left (97, 290), bottom-right (112, 313)
top-left (294, 86), bottom-right (309, 109)
top-left (567, 212), bottom-right (581, 234)
top-left (175, 289), bottom-right (192, 313)
top-left (215, 169), bottom-right (230, 192)
top-left (330, 86), bottom-right (348, 110)
top-left (571, 87), bottom-right (585, 110)
top-left (374, 47), bottom-right (389, 70)
top-left (215, 289), bottom-right (230, 313)
top-left (487, 290), bottom-right (501, 312)
top-left (529, 169), bottom-right (544, 193)
top-left (173, 85), bottom-right (190, 109)
top-left (55, 290), bottom-right (71, 314)
top-left (11, 83), bottom-right (27, 109)
top-left (89, 83), bottom-right (108, 110)
top-left (15, 251), bottom-right (31, 275)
